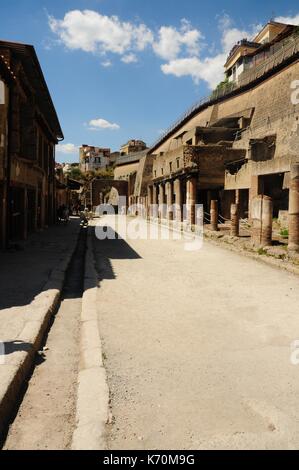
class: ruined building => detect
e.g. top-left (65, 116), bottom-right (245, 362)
top-left (90, 139), bottom-right (151, 208)
top-left (79, 145), bottom-right (111, 173)
top-left (114, 145), bottom-right (148, 205)
top-left (146, 21), bottom-right (299, 252)
top-left (0, 40), bottom-right (63, 247)
top-left (120, 139), bottom-right (147, 156)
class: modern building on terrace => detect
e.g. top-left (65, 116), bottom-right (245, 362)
top-left (79, 145), bottom-right (111, 173)
top-left (224, 21), bottom-right (295, 83)
top-left (120, 139), bottom-right (147, 156)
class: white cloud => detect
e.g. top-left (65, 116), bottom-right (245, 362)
top-left (49, 10), bottom-right (202, 66)
top-left (162, 54), bottom-right (227, 89)
top-left (101, 59), bottom-right (112, 67)
top-left (161, 16), bottom-right (261, 89)
top-left (88, 118), bottom-right (120, 130)
top-left (153, 19), bottom-right (202, 61)
top-left (275, 14), bottom-right (299, 25)
top-left (56, 143), bottom-right (78, 154)
top-left (121, 53), bottom-right (138, 64)
top-left (49, 9), bottom-right (270, 89)
top-left (49, 9), bottom-right (153, 60)
top-left (133, 24), bottom-right (154, 51)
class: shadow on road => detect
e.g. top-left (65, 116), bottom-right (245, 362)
top-left (2, 340), bottom-right (34, 355)
top-left (0, 219), bottom-right (81, 311)
top-left (92, 227), bottom-right (141, 283)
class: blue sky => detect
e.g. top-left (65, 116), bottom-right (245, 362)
top-left (1, 0), bottom-right (299, 162)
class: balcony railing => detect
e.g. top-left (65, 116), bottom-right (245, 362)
top-left (238, 34), bottom-right (299, 87)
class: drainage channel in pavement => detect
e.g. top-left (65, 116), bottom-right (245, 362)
top-left (1, 226), bottom-right (87, 450)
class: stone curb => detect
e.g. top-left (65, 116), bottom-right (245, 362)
top-left (72, 229), bottom-right (109, 450)
top-left (0, 223), bottom-right (81, 437)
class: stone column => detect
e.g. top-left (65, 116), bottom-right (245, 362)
top-left (251, 195), bottom-right (273, 247)
top-left (152, 185), bottom-right (158, 219)
top-left (230, 203), bottom-right (239, 237)
top-left (249, 175), bottom-right (262, 220)
top-left (288, 163), bottom-right (299, 252)
top-left (187, 177), bottom-right (197, 226)
top-left (207, 191), bottom-right (212, 217)
top-left (210, 200), bottom-right (218, 231)
top-left (159, 184), bottom-right (165, 219)
top-left (153, 185), bottom-right (158, 205)
top-left (166, 181), bottom-right (174, 221)
top-left (147, 186), bottom-right (153, 219)
top-left (174, 178), bottom-right (182, 223)
top-left (261, 196), bottom-right (273, 246)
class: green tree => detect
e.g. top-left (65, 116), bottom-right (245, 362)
top-left (68, 166), bottom-right (83, 180)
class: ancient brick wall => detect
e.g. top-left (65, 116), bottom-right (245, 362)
top-left (133, 155), bottom-right (154, 197)
top-left (154, 60), bottom-right (299, 162)
top-left (114, 162), bottom-right (140, 181)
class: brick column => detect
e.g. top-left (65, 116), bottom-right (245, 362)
top-left (174, 178), bottom-right (182, 222)
top-left (210, 200), bottom-right (218, 231)
top-left (251, 195), bottom-right (273, 247)
top-left (288, 163), bottom-right (299, 252)
top-left (230, 203), bottom-right (239, 237)
top-left (187, 177), bottom-right (197, 225)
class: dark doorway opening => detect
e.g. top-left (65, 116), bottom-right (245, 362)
top-left (27, 189), bottom-right (36, 234)
top-left (260, 173), bottom-right (288, 218)
top-left (10, 187), bottom-right (24, 240)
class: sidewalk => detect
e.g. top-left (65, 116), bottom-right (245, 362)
top-left (0, 218), bottom-right (80, 341)
top-left (0, 218), bottom-right (81, 436)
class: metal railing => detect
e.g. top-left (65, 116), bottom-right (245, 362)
top-left (115, 152), bottom-right (146, 166)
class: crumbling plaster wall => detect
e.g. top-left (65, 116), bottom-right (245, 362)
top-left (114, 162), bottom-right (140, 181)
top-left (134, 154), bottom-right (154, 197)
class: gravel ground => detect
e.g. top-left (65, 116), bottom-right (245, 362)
top-left (92, 216), bottom-right (299, 450)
